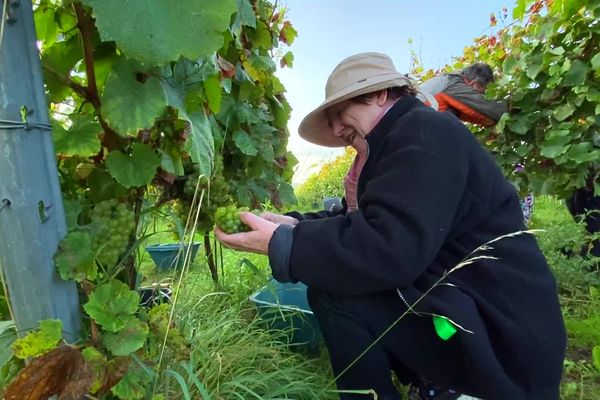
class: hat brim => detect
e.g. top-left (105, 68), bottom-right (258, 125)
top-left (298, 73), bottom-right (412, 147)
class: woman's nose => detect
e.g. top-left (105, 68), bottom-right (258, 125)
top-left (331, 119), bottom-right (344, 137)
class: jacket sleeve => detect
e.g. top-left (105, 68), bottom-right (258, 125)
top-left (283, 112), bottom-right (470, 295)
top-left (442, 76), bottom-right (508, 126)
top-left (285, 199), bottom-right (347, 221)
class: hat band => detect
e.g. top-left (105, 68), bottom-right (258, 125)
top-left (327, 72), bottom-right (408, 98)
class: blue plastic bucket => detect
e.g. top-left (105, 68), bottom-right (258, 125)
top-left (249, 280), bottom-right (322, 352)
top-left (145, 243), bottom-right (200, 270)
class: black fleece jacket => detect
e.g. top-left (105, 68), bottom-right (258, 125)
top-left (268, 97), bottom-right (566, 399)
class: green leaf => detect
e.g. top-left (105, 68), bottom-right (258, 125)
top-left (63, 198), bottom-right (83, 229)
top-left (281, 51), bottom-right (294, 68)
top-left (185, 112), bottom-right (215, 177)
top-left (55, 231), bottom-right (97, 282)
top-left (158, 148), bottom-right (184, 176)
top-left (103, 319), bottom-right (149, 356)
top-left (563, 59), bottom-right (588, 86)
top-left (277, 181), bottom-right (297, 206)
top-left (233, 129), bottom-right (258, 156)
top-left (12, 320), bottom-right (62, 359)
top-left (83, 280), bottom-right (139, 332)
top-left (247, 20), bottom-right (272, 50)
top-left (111, 364), bottom-right (152, 400)
top-left (82, 347), bottom-right (107, 394)
top-left (52, 114), bottom-right (102, 157)
top-left (106, 143), bottom-right (160, 188)
top-left (593, 345), bottom-right (600, 372)
top-left (540, 135), bottom-right (571, 158)
top-left (83, 0), bottom-right (236, 65)
top-left (592, 53), bottom-right (600, 70)
top-left (87, 168), bottom-right (129, 203)
top-left (566, 143), bottom-right (597, 163)
top-left (0, 322), bottom-right (16, 371)
top-left (163, 81), bottom-right (214, 177)
top-left (513, 0), bottom-right (527, 19)
top-left (526, 53), bottom-right (544, 80)
top-left (502, 55), bottom-right (518, 75)
top-left (280, 21), bottom-right (298, 45)
top-left (101, 59), bottom-right (166, 137)
top-left (236, 0), bottom-right (256, 28)
top-left (203, 74), bottom-right (222, 114)
top-left (554, 103), bottom-right (576, 121)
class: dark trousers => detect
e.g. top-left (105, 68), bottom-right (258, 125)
top-left (566, 187), bottom-right (600, 258)
top-left (307, 287), bottom-right (470, 400)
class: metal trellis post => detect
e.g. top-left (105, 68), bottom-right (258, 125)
top-left (0, 0), bottom-right (81, 341)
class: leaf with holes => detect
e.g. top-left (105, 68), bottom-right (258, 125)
top-left (101, 58), bottom-right (166, 137)
top-left (106, 143), bottom-right (160, 188)
top-left (83, 0), bottom-right (236, 65)
top-left (83, 280), bottom-right (139, 332)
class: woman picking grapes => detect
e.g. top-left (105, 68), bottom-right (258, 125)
top-left (215, 52), bottom-right (566, 400)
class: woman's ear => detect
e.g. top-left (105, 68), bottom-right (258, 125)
top-left (375, 89), bottom-right (389, 106)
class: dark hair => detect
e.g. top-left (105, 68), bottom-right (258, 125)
top-left (461, 63), bottom-right (495, 85)
top-left (351, 85), bottom-right (416, 104)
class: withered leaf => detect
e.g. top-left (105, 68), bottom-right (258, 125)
top-left (5, 344), bottom-right (92, 400)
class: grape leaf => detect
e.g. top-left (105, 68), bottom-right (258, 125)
top-left (203, 74), bottom-right (222, 114)
top-left (81, 347), bottom-right (106, 394)
top-left (83, 0), bottom-right (236, 65)
top-left (103, 319), bottom-right (148, 356)
top-left (233, 129), bottom-right (258, 156)
top-left (106, 143), bottom-right (160, 188)
top-left (563, 59), bottom-right (588, 86)
top-left (111, 364), bottom-right (152, 400)
top-left (553, 102), bottom-right (576, 121)
top-left (55, 231), bottom-right (97, 282)
top-left (236, 0), bottom-right (257, 28)
top-left (52, 114), bottom-right (102, 157)
top-left (186, 112), bottom-right (215, 177)
top-left (101, 58), bottom-right (166, 137)
top-left (163, 81), bottom-right (214, 177)
top-left (12, 320), bottom-right (62, 359)
top-left (247, 20), bottom-right (272, 50)
top-left (83, 280), bottom-right (139, 332)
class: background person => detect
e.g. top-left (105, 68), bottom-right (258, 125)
top-left (419, 63), bottom-right (535, 225)
top-left (216, 52), bottom-right (566, 400)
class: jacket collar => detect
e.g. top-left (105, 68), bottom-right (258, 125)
top-left (366, 95), bottom-right (423, 149)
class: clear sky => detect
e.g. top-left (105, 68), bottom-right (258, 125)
top-left (275, 0), bottom-right (514, 185)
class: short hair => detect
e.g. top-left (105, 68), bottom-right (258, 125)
top-left (461, 63), bottom-right (495, 86)
top-left (351, 85), bottom-right (416, 104)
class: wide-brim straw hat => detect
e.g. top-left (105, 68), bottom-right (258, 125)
top-left (298, 52), bottom-right (436, 147)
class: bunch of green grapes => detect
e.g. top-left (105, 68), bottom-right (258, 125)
top-left (90, 199), bottom-right (136, 267)
top-left (214, 205), bottom-right (255, 234)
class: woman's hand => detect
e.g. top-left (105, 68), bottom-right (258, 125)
top-left (259, 211), bottom-right (299, 226)
top-left (214, 212), bottom-right (279, 254)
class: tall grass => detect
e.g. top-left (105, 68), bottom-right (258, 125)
top-left (153, 292), bottom-right (335, 399)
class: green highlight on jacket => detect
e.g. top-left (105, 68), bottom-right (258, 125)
top-left (433, 316), bottom-right (457, 341)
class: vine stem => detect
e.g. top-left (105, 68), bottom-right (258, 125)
top-left (73, 2), bottom-right (99, 107)
top-left (72, 1), bottom-right (120, 145)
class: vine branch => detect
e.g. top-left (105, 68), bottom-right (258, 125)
top-left (74, 2), bottom-right (99, 108)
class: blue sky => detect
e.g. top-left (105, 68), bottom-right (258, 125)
top-left (275, 0), bottom-right (514, 184)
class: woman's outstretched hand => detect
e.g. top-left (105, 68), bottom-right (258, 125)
top-left (214, 212), bottom-right (279, 254)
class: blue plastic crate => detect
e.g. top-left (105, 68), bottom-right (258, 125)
top-left (249, 280), bottom-right (322, 352)
top-left (145, 243), bottom-right (200, 270)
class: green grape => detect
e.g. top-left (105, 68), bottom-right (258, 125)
top-left (214, 205), bottom-right (254, 234)
top-left (90, 199), bottom-right (136, 267)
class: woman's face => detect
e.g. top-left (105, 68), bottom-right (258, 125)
top-left (325, 92), bottom-right (388, 146)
